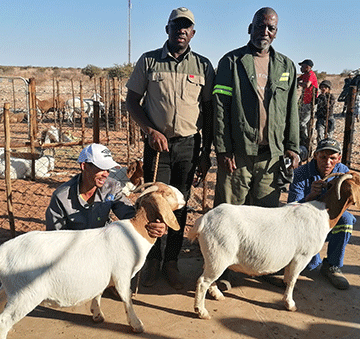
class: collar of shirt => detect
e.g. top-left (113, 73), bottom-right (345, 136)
top-left (162, 41), bottom-right (191, 61)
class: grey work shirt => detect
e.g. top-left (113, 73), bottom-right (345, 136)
top-left (45, 174), bottom-right (135, 231)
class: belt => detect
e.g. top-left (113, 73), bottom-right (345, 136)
top-left (168, 134), bottom-right (195, 143)
top-left (258, 144), bottom-right (270, 154)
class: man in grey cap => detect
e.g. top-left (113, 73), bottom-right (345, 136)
top-left (297, 59), bottom-right (318, 147)
top-left (46, 143), bottom-right (166, 238)
top-left (126, 7), bottom-right (215, 290)
top-left (288, 138), bottom-right (355, 290)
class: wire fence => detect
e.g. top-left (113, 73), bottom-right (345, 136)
top-left (0, 73), bottom-right (358, 242)
top-left (0, 76), bottom-right (145, 241)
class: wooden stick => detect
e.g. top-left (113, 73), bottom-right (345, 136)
top-left (3, 103), bottom-right (16, 238)
top-left (134, 150), bottom-right (160, 297)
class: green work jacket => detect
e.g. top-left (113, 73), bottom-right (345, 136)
top-left (213, 44), bottom-right (299, 157)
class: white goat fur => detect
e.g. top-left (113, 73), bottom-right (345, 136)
top-left (189, 173), bottom-right (360, 319)
top-left (0, 183), bottom-right (185, 338)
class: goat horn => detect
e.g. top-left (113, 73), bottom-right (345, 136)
top-left (138, 184), bottom-right (159, 198)
top-left (132, 182), bottom-right (153, 194)
top-left (335, 173), bottom-right (353, 200)
top-left (321, 172), bottom-right (344, 181)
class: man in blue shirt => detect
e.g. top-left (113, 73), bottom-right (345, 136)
top-left (288, 138), bottom-right (355, 290)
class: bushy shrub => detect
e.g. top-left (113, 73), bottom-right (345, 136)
top-left (314, 71), bottom-right (327, 83)
top-left (81, 64), bottom-right (102, 79)
top-left (106, 63), bottom-right (134, 79)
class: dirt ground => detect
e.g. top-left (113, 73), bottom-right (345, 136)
top-left (0, 70), bottom-right (360, 338)
top-left (4, 206), bottom-right (360, 339)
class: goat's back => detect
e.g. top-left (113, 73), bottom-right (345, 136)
top-left (194, 202), bottom-right (330, 274)
top-left (0, 221), bottom-right (152, 305)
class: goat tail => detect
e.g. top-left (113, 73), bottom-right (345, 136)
top-left (187, 216), bottom-right (204, 242)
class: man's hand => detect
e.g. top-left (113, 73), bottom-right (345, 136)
top-left (217, 153), bottom-right (236, 174)
top-left (305, 179), bottom-right (326, 202)
top-left (193, 150), bottom-right (212, 187)
top-left (148, 129), bottom-right (169, 152)
top-left (284, 150), bottom-right (300, 169)
top-left (145, 219), bottom-right (167, 238)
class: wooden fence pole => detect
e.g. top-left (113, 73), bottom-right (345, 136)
top-left (56, 80), bottom-right (63, 143)
top-left (94, 77), bottom-right (97, 98)
top-left (342, 86), bottom-right (357, 167)
top-left (3, 103), bottom-right (16, 238)
top-left (53, 77), bottom-right (57, 126)
top-left (104, 78), bottom-right (110, 144)
top-left (12, 79), bottom-right (16, 112)
top-left (93, 101), bottom-right (100, 143)
top-left (28, 78), bottom-right (37, 180)
top-left (113, 78), bottom-right (120, 131)
top-left (99, 77), bottom-right (105, 102)
top-left (71, 79), bottom-right (76, 130)
top-left (80, 81), bottom-right (85, 146)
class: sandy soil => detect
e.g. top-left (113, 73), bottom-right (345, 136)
top-left (0, 69), bottom-right (359, 338)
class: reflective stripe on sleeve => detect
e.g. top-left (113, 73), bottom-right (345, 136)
top-left (331, 224), bottom-right (353, 235)
top-left (213, 84), bottom-right (233, 96)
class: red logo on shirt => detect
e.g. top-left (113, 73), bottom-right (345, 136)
top-left (189, 75), bottom-right (194, 78)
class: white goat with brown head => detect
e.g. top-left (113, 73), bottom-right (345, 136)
top-left (0, 182), bottom-right (185, 338)
top-left (189, 172), bottom-right (360, 319)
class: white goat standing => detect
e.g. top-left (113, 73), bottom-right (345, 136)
top-left (65, 94), bottom-right (104, 123)
top-left (189, 172), bottom-right (360, 319)
top-left (0, 182), bottom-right (185, 338)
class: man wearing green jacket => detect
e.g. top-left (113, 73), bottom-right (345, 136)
top-left (213, 7), bottom-right (299, 209)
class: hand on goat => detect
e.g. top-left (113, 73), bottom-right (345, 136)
top-left (146, 219), bottom-right (167, 238)
top-left (305, 179), bottom-right (327, 201)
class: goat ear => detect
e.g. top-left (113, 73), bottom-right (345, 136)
top-left (151, 194), bottom-right (180, 231)
top-left (350, 182), bottom-right (360, 208)
top-left (126, 161), bottom-right (137, 178)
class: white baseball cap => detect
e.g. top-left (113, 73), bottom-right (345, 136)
top-left (77, 143), bottom-right (120, 170)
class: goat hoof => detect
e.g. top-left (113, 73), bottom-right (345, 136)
top-left (131, 324), bottom-right (145, 333)
top-left (92, 313), bottom-right (105, 323)
top-left (284, 301), bottom-right (297, 312)
top-left (195, 307), bottom-right (211, 320)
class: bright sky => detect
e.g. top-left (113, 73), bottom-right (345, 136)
top-left (2, 0), bottom-right (359, 74)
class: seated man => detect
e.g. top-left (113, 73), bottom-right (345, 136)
top-left (46, 143), bottom-right (165, 238)
top-left (288, 138), bottom-right (355, 290)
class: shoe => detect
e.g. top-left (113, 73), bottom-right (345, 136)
top-left (162, 260), bottom-right (184, 290)
top-left (141, 259), bottom-right (161, 287)
top-left (217, 269), bottom-right (232, 291)
top-left (320, 258), bottom-right (349, 290)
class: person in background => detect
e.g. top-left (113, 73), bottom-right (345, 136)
top-left (315, 80), bottom-right (335, 142)
top-left (126, 7), bottom-right (214, 290)
top-left (46, 143), bottom-right (166, 239)
top-left (212, 7), bottom-right (299, 289)
top-left (288, 138), bottom-right (355, 290)
top-left (339, 71), bottom-right (354, 116)
top-left (298, 59), bottom-right (318, 147)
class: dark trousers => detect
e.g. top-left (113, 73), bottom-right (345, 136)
top-left (143, 133), bottom-right (201, 263)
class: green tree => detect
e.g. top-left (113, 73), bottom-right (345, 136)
top-left (107, 63), bottom-right (134, 79)
top-left (81, 64), bottom-right (102, 79)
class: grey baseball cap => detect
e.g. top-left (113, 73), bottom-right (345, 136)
top-left (315, 138), bottom-right (341, 154)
